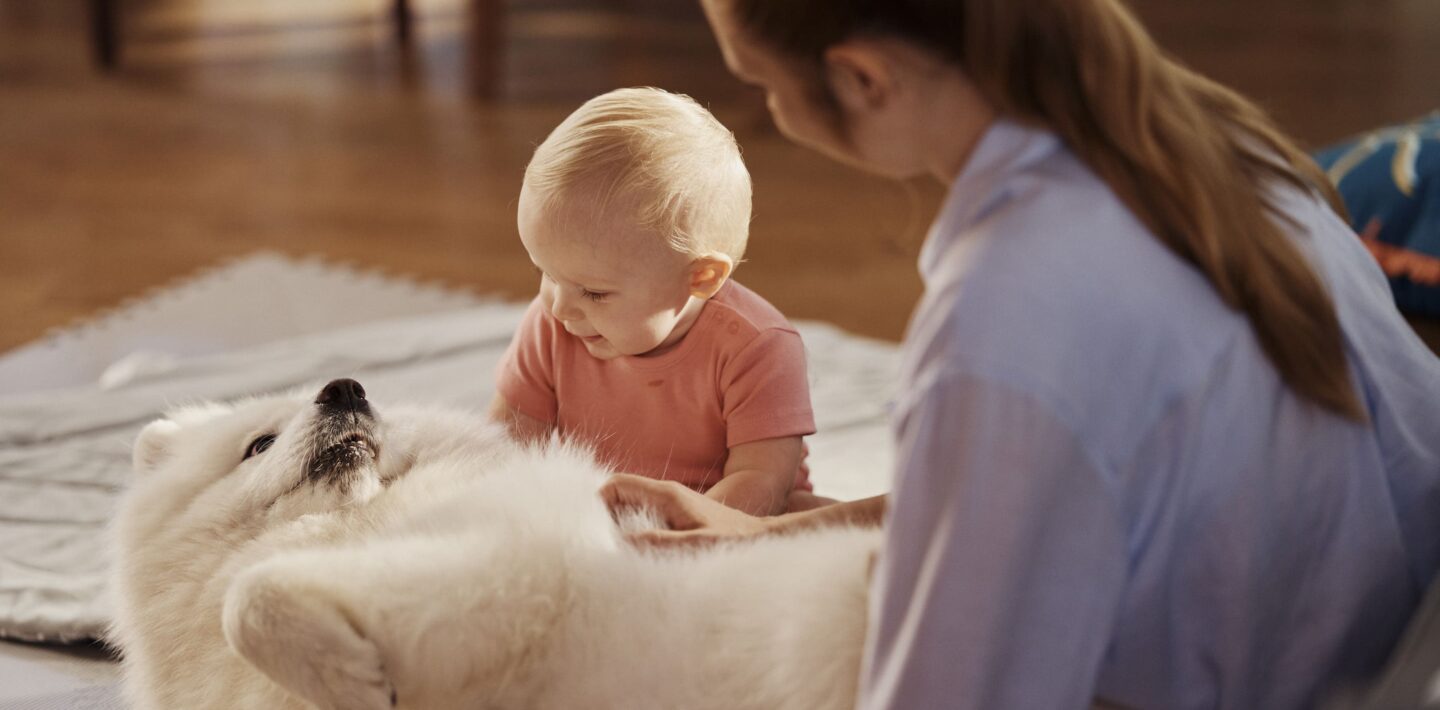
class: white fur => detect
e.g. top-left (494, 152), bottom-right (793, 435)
top-left (108, 387), bottom-right (879, 710)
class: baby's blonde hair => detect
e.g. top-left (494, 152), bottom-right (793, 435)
top-left (524, 87), bottom-right (752, 261)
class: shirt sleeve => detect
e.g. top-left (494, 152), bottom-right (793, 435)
top-left (719, 328), bottom-right (817, 447)
top-left (494, 297), bottom-right (559, 423)
top-left (860, 368), bottom-right (1128, 710)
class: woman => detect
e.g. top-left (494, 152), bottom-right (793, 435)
top-left (601, 1), bottom-right (1440, 707)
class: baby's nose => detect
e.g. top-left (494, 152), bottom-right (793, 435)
top-left (548, 295), bottom-right (583, 322)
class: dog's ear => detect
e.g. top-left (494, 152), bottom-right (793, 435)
top-left (133, 419), bottom-right (180, 474)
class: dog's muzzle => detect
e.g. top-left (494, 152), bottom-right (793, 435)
top-left (306, 378), bottom-right (379, 484)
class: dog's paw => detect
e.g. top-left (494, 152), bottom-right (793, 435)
top-left (309, 635), bottom-right (396, 710)
top-left (223, 564), bottom-right (397, 710)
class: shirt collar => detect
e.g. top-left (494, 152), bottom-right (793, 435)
top-left (919, 118), bottom-right (1063, 280)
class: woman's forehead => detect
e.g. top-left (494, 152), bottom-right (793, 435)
top-left (703, 1), bottom-right (766, 82)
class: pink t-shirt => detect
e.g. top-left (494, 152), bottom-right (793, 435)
top-left (495, 281), bottom-right (816, 492)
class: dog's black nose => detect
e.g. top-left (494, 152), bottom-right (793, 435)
top-left (316, 378), bottom-right (367, 411)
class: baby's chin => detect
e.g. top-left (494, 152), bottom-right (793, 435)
top-left (580, 337), bottom-right (624, 360)
top-left (582, 334), bottom-right (670, 360)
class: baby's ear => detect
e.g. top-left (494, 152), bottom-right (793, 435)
top-left (133, 419), bottom-right (181, 474)
top-left (688, 254), bottom-right (735, 299)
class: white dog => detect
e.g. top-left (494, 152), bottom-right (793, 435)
top-left (107, 378), bottom-right (879, 710)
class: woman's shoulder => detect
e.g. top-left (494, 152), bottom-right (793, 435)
top-left (909, 152), bottom-right (1251, 454)
top-left (924, 155), bottom-right (1240, 371)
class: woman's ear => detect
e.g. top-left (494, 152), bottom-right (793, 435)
top-left (688, 254), bottom-right (735, 299)
top-left (823, 40), bottom-right (897, 113)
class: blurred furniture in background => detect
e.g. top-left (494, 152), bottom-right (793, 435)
top-left (85, 0), bottom-right (506, 95)
top-left (2, 0), bottom-right (1436, 356)
top-left (86, 0), bottom-right (118, 68)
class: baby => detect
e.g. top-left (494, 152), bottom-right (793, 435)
top-left (491, 87), bottom-right (816, 516)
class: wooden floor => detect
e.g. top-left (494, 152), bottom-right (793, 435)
top-left (2, 0), bottom-right (1438, 355)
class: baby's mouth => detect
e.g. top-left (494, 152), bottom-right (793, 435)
top-left (567, 328), bottom-right (604, 343)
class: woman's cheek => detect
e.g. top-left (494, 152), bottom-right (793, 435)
top-left (768, 95), bottom-right (805, 143)
top-left (771, 98), bottom-right (848, 164)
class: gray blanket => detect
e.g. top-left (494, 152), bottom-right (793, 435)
top-left (0, 305), bottom-right (897, 642)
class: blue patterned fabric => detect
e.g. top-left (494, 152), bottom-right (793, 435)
top-left (1314, 112), bottom-right (1440, 316)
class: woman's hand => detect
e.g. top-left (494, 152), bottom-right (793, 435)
top-left (600, 474), bottom-right (777, 549)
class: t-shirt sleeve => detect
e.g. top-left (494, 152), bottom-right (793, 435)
top-left (494, 297), bottom-right (559, 423)
top-left (859, 368), bottom-right (1127, 710)
top-left (719, 328), bottom-right (816, 447)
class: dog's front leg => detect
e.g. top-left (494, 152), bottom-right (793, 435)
top-left (222, 554), bottom-right (397, 710)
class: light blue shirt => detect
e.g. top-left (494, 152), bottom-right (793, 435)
top-left (858, 119), bottom-right (1440, 710)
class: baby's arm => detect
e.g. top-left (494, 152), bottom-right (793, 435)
top-left (704, 435), bottom-right (803, 516)
top-left (487, 394), bottom-right (553, 445)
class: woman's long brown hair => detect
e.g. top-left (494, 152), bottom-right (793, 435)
top-left (730, 0), bottom-right (1366, 420)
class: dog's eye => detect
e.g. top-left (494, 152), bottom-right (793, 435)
top-left (244, 434), bottom-right (277, 460)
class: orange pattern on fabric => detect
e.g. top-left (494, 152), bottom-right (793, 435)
top-left (1360, 219), bottom-right (1440, 285)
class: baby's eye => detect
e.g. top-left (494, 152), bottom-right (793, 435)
top-left (581, 289), bottom-right (610, 303)
top-left (244, 434), bottom-right (277, 460)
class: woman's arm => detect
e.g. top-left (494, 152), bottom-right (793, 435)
top-left (775, 493), bottom-right (887, 533)
top-left (601, 473), bottom-right (886, 548)
top-left (860, 370), bottom-right (1127, 710)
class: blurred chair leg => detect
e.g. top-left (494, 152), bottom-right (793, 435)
top-left (89, 0), bottom-right (119, 70)
top-left (467, 0), bottom-right (503, 99)
top-left (393, 0), bottom-right (413, 48)
top-left (393, 0), bottom-right (423, 88)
